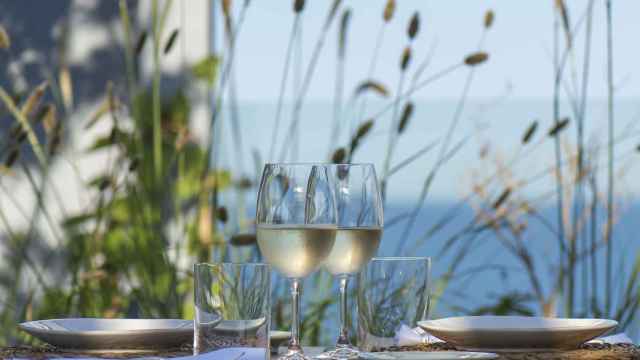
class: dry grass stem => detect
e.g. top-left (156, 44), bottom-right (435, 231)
top-left (0, 87), bottom-right (48, 166)
top-left (59, 67), bottom-right (73, 110)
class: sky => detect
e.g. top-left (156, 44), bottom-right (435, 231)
top-left (210, 0), bottom-right (640, 203)
top-left (231, 0), bottom-right (640, 102)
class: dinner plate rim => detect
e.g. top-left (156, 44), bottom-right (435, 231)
top-left (19, 318), bottom-right (193, 337)
top-left (418, 316), bottom-right (618, 333)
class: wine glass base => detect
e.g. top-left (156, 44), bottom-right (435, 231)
top-left (280, 349), bottom-right (312, 360)
top-left (314, 346), bottom-right (359, 359)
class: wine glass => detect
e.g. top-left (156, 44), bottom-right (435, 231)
top-left (256, 163), bottom-right (338, 360)
top-left (318, 164), bottom-right (384, 359)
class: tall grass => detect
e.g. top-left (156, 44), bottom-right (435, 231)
top-left (0, 0), bottom-right (638, 347)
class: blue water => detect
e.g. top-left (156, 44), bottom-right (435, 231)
top-left (218, 99), bottom-right (640, 344)
top-left (261, 201), bottom-right (640, 345)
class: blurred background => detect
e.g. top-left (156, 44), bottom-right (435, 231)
top-left (0, 0), bottom-right (639, 346)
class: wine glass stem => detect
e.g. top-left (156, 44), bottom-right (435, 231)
top-left (289, 278), bottom-right (303, 352)
top-left (336, 274), bottom-right (351, 347)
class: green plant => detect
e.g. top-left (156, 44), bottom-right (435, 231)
top-left (0, 0), bottom-right (638, 348)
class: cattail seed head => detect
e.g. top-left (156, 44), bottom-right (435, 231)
top-left (293, 0), bottom-right (305, 13)
top-left (163, 29), bottom-right (179, 55)
top-left (217, 206), bottom-right (229, 223)
top-left (484, 10), bottom-right (494, 29)
top-left (383, 0), bottom-right (395, 22)
top-left (408, 12), bottom-right (420, 39)
top-left (134, 31), bottom-right (147, 56)
top-left (492, 187), bottom-right (512, 209)
top-left (5, 148), bottom-right (19, 167)
top-left (521, 120), bottom-right (538, 144)
top-left (354, 80), bottom-right (389, 98)
top-left (400, 46), bottom-right (412, 71)
top-left (464, 52), bottom-right (489, 66)
top-left (0, 25), bottom-right (10, 49)
top-left (356, 119), bottom-right (374, 139)
top-left (398, 102), bottom-right (414, 134)
top-left (332, 148), bottom-right (346, 163)
top-left (548, 117), bottom-right (570, 137)
top-left (22, 82), bottom-right (48, 118)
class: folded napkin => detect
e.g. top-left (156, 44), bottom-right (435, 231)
top-left (587, 333), bottom-right (635, 345)
top-left (394, 324), bottom-right (444, 346)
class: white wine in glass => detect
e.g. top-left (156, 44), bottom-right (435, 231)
top-left (256, 164), bottom-right (338, 360)
top-left (257, 224), bottom-right (336, 278)
top-left (323, 227), bottom-right (382, 276)
top-left (318, 164), bottom-right (384, 360)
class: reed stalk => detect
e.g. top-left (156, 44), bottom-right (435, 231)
top-left (367, 62), bottom-right (462, 123)
top-left (291, 18), bottom-right (304, 162)
top-left (605, 0), bottom-right (614, 318)
top-left (0, 88), bottom-right (47, 167)
top-left (278, 0), bottom-right (342, 162)
top-left (328, 9), bottom-right (351, 158)
top-left (151, 0), bottom-right (162, 178)
top-left (396, 25), bottom-right (487, 254)
top-left (552, 3), bottom-right (569, 318)
top-left (381, 54), bottom-right (408, 202)
top-left (352, 0), bottom-right (393, 139)
top-left (566, 0), bottom-right (594, 318)
top-left (268, 11), bottom-right (301, 162)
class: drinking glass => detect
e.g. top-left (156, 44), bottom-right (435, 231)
top-left (357, 257), bottom-right (431, 352)
top-left (318, 164), bottom-right (383, 359)
top-left (193, 262), bottom-right (271, 358)
top-left (256, 164), bottom-right (338, 360)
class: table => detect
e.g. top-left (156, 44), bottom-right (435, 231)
top-left (1, 344), bottom-right (639, 360)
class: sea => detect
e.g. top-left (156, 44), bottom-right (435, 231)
top-left (217, 99), bottom-right (640, 344)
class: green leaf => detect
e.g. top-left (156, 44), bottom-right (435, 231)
top-left (62, 213), bottom-right (95, 229)
top-left (108, 197), bottom-right (133, 224)
top-left (191, 55), bottom-right (220, 85)
top-left (87, 128), bottom-right (131, 152)
top-left (87, 174), bottom-right (112, 189)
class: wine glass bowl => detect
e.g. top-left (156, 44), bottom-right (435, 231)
top-left (319, 164), bottom-right (384, 360)
top-left (256, 164), bottom-right (338, 360)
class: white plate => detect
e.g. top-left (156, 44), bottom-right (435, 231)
top-left (360, 351), bottom-right (498, 359)
top-left (20, 318), bottom-right (289, 352)
top-left (19, 318), bottom-right (193, 351)
top-left (418, 316), bottom-right (618, 352)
